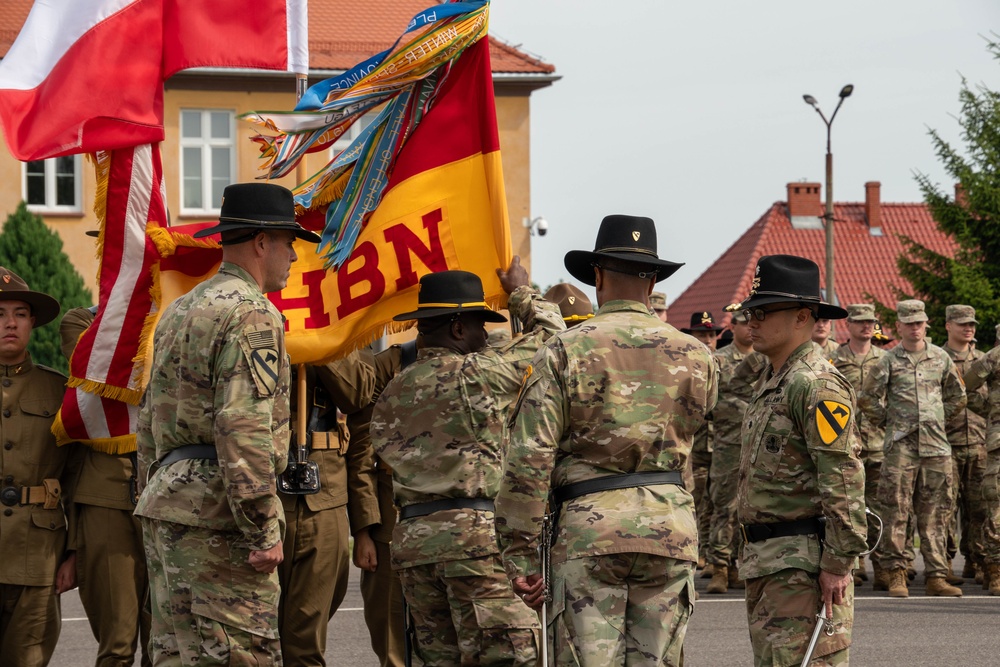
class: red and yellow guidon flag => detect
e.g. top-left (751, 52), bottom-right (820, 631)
top-left (162, 38), bottom-right (510, 363)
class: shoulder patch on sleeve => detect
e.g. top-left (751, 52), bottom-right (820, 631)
top-left (240, 323), bottom-right (280, 396)
top-left (816, 400), bottom-right (851, 445)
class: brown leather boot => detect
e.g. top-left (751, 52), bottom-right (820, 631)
top-left (706, 565), bottom-right (728, 594)
top-left (944, 563), bottom-right (965, 586)
top-left (962, 558), bottom-right (977, 579)
top-left (887, 568), bottom-right (909, 598)
top-left (700, 563), bottom-right (715, 579)
top-left (872, 561), bottom-right (890, 591)
top-left (925, 575), bottom-right (963, 597)
top-left (728, 563), bottom-right (744, 589)
top-left (985, 563), bottom-right (1000, 595)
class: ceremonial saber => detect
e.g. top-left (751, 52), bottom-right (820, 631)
top-left (800, 607), bottom-right (834, 666)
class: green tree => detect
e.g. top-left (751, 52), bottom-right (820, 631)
top-left (871, 37), bottom-right (1000, 347)
top-left (0, 202), bottom-right (93, 373)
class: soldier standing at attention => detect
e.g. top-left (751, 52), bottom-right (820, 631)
top-left (649, 291), bottom-right (668, 322)
top-left (705, 307), bottom-right (764, 594)
top-left (830, 304), bottom-right (886, 588)
top-left (859, 299), bottom-right (966, 598)
top-left (277, 352), bottom-right (377, 666)
top-left (59, 306), bottom-right (151, 667)
top-left (962, 341), bottom-right (1000, 594)
top-left (812, 317), bottom-right (840, 357)
top-left (370, 260), bottom-right (563, 666)
top-left (681, 311), bottom-right (724, 573)
top-left (735, 255), bottom-right (867, 667)
top-left (135, 183), bottom-right (320, 665)
top-left (0, 269), bottom-right (79, 666)
top-left (496, 215), bottom-right (717, 666)
top-left (941, 304), bottom-right (988, 583)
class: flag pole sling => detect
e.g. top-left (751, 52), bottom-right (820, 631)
top-left (296, 72), bottom-right (309, 446)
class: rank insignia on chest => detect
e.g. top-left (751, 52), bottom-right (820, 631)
top-left (816, 400), bottom-right (851, 445)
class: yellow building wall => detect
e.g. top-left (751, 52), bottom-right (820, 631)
top-left (0, 81), bottom-right (536, 300)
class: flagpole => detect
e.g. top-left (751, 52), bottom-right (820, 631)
top-left (296, 71), bottom-right (309, 450)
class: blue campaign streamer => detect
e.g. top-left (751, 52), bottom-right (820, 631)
top-left (294, 1), bottom-right (488, 112)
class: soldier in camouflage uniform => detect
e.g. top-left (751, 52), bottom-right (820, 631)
top-left (830, 304), bottom-right (887, 587)
top-left (734, 255), bottom-right (867, 667)
top-left (0, 269), bottom-right (80, 667)
top-left (962, 343), bottom-right (1000, 594)
top-left (859, 299), bottom-right (967, 598)
top-left (681, 311), bottom-right (724, 572)
top-left (649, 291), bottom-right (668, 322)
top-left (371, 261), bottom-right (560, 666)
top-left (941, 304), bottom-right (988, 582)
top-left (812, 317), bottom-right (840, 357)
top-left (136, 183), bottom-right (319, 666)
top-left (706, 307), bottom-right (766, 594)
top-left (496, 215), bottom-right (717, 666)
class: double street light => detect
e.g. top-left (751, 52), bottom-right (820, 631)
top-left (803, 84), bottom-right (854, 306)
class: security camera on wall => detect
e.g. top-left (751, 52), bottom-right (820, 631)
top-left (536, 218), bottom-right (548, 236)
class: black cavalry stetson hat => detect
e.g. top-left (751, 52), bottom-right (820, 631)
top-left (564, 215), bottom-right (683, 287)
top-left (681, 311), bottom-right (725, 333)
top-left (393, 270), bottom-right (508, 323)
top-left (193, 183), bottom-right (321, 243)
top-left (736, 254), bottom-right (848, 320)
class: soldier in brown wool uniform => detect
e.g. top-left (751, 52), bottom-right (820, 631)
top-left (0, 268), bottom-right (81, 666)
top-left (59, 306), bottom-right (151, 667)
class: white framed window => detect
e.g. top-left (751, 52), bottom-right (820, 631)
top-left (179, 109), bottom-right (235, 215)
top-left (23, 155), bottom-right (82, 213)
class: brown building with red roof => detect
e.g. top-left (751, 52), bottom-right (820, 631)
top-left (0, 0), bottom-right (558, 293)
top-left (667, 181), bottom-right (958, 342)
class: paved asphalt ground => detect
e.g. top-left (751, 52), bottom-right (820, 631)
top-left (51, 554), bottom-right (998, 666)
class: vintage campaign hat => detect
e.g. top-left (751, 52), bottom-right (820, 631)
top-left (564, 215), bottom-right (683, 287)
top-left (896, 299), bottom-right (928, 324)
top-left (736, 255), bottom-right (848, 320)
top-left (681, 311), bottom-right (725, 333)
top-left (393, 271), bottom-right (507, 323)
top-left (649, 291), bottom-right (668, 311)
top-left (846, 304), bottom-right (877, 322)
top-left (544, 283), bottom-right (594, 323)
top-left (0, 267), bottom-right (60, 327)
top-left (193, 183), bottom-right (321, 244)
top-left (945, 304), bottom-right (978, 324)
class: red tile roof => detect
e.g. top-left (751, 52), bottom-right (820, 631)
top-left (666, 198), bottom-right (958, 341)
top-left (0, 0), bottom-right (554, 75)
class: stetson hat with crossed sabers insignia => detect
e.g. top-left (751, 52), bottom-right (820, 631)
top-left (563, 215), bottom-right (683, 287)
top-left (681, 310), bottom-right (725, 333)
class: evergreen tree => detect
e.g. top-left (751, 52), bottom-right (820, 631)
top-left (871, 38), bottom-right (1000, 346)
top-left (0, 202), bottom-right (93, 373)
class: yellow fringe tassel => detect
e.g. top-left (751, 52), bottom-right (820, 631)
top-left (52, 411), bottom-right (137, 453)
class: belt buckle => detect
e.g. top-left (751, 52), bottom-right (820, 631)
top-left (1, 486), bottom-right (19, 507)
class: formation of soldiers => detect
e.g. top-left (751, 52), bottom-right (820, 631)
top-left (2, 183), bottom-right (999, 667)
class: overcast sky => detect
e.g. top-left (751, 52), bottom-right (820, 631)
top-left (489, 0), bottom-right (998, 304)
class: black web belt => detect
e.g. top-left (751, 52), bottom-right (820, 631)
top-left (399, 498), bottom-right (494, 521)
top-left (741, 517), bottom-right (825, 544)
top-left (552, 471), bottom-right (684, 507)
top-left (158, 444), bottom-right (218, 467)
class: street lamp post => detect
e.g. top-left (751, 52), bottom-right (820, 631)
top-left (803, 84), bottom-right (853, 306)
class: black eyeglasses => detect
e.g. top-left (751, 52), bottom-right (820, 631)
top-left (742, 305), bottom-right (807, 322)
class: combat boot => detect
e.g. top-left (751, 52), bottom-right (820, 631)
top-left (887, 568), bottom-right (909, 598)
top-left (706, 565), bottom-right (728, 594)
top-left (728, 563), bottom-right (744, 589)
top-left (925, 576), bottom-right (963, 597)
top-left (961, 558), bottom-right (977, 579)
top-left (872, 561), bottom-right (890, 591)
top-left (985, 563), bottom-right (1000, 595)
top-left (700, 563), bottom-right (715, 579)
top-left (944, 564), bottom-right (965, 586)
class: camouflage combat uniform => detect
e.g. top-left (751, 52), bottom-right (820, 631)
top-left (831, 341), bottom-right (886, 553)
top-left (738, 341), bottom-right (868, 667)
top-left (370, 286), bottom-right (563, 666)
top-left (707, 347), bottom-right (766, 569)
top-left (859, 342), bottom-right (966, 579)
top-left (690, 418), bottom-right (714, 566)
top-left (962, 348), bottom-right (1000, 582)
top-left (135, 262), bottom-right (290, 666)
top-left (496, 300), bottom-right (718, 667)
top-left (942, 344), bottom-right (988, 570)
top-left (815, 338), bottom-right (840, 357)
top-left (278, 353), bottom-right (377, 666)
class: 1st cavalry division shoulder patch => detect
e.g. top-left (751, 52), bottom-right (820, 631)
top-left (243, 325), bottom-right (280, 396)
top-left (816, 400), bottom-right (851, 445)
